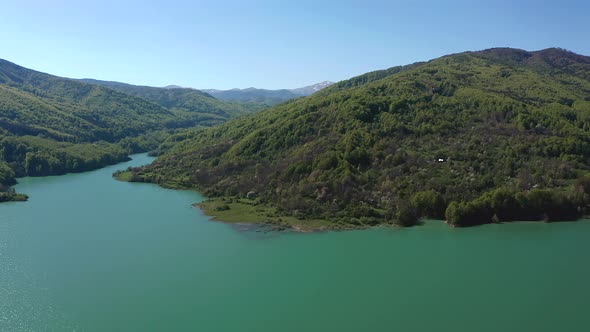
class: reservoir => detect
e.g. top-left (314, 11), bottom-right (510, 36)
top-left (1, 154), bottom-right (589, 331)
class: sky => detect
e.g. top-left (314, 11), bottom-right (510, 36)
top-left (2, 0), bottom-right (589, 89)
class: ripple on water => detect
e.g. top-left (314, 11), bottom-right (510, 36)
top-left (0, 228), bottom-right (76, 331)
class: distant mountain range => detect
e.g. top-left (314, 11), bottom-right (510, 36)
top-left (201, 81), bottom-right (334, 105)
top-left (288, 81), bottom-right (335, 95)
top-left (88, 81), bottom-right (335, 106)
top-left (78, 79), bottom-right (265, 118)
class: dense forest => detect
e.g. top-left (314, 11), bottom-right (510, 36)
top-left (133, 48), bottom-right (590, 228)
top-left (0, 59), bottom-right (261, 201)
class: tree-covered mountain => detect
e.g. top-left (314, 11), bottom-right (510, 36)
top-left (0, 59), bottom-right (257, 201)
top-left (133, 48), bottom-right (590, 228)
top-left (201, 81), bottom-right (334, 106)
top-left (0, 60), bottom-right (179, 142)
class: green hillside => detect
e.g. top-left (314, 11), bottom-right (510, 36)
top-left (135, 48), bottom-right (590, 228)
top-left (0, 59), bottom-right (256, 201)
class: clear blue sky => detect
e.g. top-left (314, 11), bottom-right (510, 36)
top-left (2, 0), bottom-right (589, 89)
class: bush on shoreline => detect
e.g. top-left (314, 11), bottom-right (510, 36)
top-left (445, 186), bottom-right (588, 227)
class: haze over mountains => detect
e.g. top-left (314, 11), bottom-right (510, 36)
top-left (288, 81), bottom-right (335, 95)
top-left (84, 80), bottom-right (335, 106)
top-left (201, 81), bottom-right (335, 105)
top-left (79, 78), bottom-right (266, 120)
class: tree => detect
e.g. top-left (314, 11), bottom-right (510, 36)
top-left (410, 190), bottom-right (446, 219)
top-left (392, 201), bottom-right (418, 227)
top-left (575, 176), bottom-right (590, 195)
top-left (486, 187), bottom-right (520, 221)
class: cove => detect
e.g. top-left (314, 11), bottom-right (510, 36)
top-left (1, 153), bottom-right (590, 331)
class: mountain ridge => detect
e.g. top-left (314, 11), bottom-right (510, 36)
top-left (79, 78), bottom-right (266, 119)
top-left (200, 81), bottom-right (334, 105)
top-left (288, 81), bottom-right (335, 95)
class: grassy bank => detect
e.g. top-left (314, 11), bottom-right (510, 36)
top-left (195, 198), bottom-right (359, 232)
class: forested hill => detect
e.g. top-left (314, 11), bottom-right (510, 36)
top-left (0, 59), bottom-right (257, 200)
top-left (0, 59), bottom-right (179, 142)
top-left (139, 47), bottom-right (590, 228)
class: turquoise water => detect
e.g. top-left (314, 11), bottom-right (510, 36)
top-left (1, 153), bottom-right (590, 331)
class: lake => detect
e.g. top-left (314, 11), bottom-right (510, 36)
top-left (1, 153), bottom-right (590, 331)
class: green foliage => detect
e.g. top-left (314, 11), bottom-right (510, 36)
top-left (0, 161), bottom-right (16, 186)
top-left (445, 199), bottom-right (493, 227)
top-left (0, 191), bottom-right (28, 202)
top-left (136, 50), bottom-right (590, 224)
top-left (0, 58), bottom-right (266, 201)
top-left (0, 59), bottom-right (260, 145)
top-left (0, 162), bottom-right (27, 201)
top-left (393, 202), bottom-right (419, 227)
top-left (410, 190), bottom-right (447, 219)
top-left (446, 187), bottom-right (585, 226)
top-left (1, 135), bottom-right (131, 177)
top-left (111, 48), bottom-right (590, 226)
top-left (575, 176), bottom-right (590, 195)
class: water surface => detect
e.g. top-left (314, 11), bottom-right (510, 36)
top-left (1, 154), bottom-right (589, 331)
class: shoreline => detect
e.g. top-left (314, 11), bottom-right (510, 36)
top-left (113, 166), bottom-right (590, 232)
top-left (1, 155), bottom-right (136, 204)
top-left (194, 197), bottom-right (590, 233)
top-left (1, 153), bottom-right (154, 205)
top-left (193, 198), bottom-right (375, 233)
